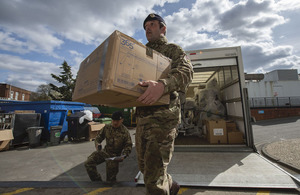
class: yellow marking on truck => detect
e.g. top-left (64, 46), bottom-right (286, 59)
top-left (2, 188), bottom-right (34, 195)
top-left (84, 187), bottom-right (112, 195)
top-left (256, 190), bottom-right (270, 195)
top-left (178, 187), bottom-right (189, 194)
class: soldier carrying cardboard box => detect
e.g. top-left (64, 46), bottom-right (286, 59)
top-left (135, 13), bottom-right (194, 195)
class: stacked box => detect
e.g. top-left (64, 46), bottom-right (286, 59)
top-left (228, 131), bottom-right (244, 144)
top-left (204, 119), bottom-right (227, 144)
top-left (0, 129), bottom-right (13, 151)
top-left (226, 121), bottom-right (244, 144)
top-left (226, 121), bottom-right (237, 132)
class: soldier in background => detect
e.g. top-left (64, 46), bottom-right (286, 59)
top-left (84, 111), bottom-right (132, 183)
top-left (136, 13), bottom-right (194, 195)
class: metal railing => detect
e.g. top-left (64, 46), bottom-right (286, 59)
top-left (249, 96), bottom-right (300, 108)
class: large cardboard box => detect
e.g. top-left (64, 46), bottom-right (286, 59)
top-left (88, 122), bottom-right (105, 141)
top-left (228, 131), bottom-right (244, 144)
top-left (204, 119), bottom-right (227, 144)
top-left (0, 129), bottom-right (13, 151)
top-left (73, 30), bottom-right (170, 108)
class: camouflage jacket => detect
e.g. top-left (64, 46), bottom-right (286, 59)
top-left (136, 35), bottom-right (194, 129)
top-left (95, 124), bottom-right (132, 156)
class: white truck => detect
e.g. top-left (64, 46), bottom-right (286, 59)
top-left (135, 46), bottom-right (300, 188)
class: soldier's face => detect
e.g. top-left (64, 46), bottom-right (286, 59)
top-left (145, 20), bottom-right (165, 42)
top-left (112, 119), bottom-right (123, 128)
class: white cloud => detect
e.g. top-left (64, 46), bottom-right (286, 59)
top-left (162, 0), bottom-right (300, 74)
top-left (0, 31), bottom-right (28, 54)
top-left (69, 50), bottom-right (84, 74)
top-left (0, 0), bottom-right (175, 55)
top-left (275, 0), bottom-right (300, 11)
top-left (0, 54), bottom-right (60, 91)
top-left (0, 0), bottom-right (300, 92)
top-left (0, 25), bottom-right (64, 57)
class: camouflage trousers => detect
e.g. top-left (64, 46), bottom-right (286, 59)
top-left (84, 150), bottom-right (119, 182)
top-left (135, 117), bottom-right (177, 195)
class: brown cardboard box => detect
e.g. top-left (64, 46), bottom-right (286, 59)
top-left (0, 140), bottom-right (10, 151)
top-left (228, 131), bottom-right (244, 144)
top-left (205, 119), bottom-right (227, 144)
top-left (0, 129), bottom-right (13, 151)
top-left (73, 30), bottom-right (170, 108)
top-left (88, 122), bottom-right (105, 141)
top-left (226, 121), bottom-right (237, 132)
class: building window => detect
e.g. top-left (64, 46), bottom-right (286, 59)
top-left (10, 91), bottom-right (14, 100)
top-left (22, 94), bottom-right (25, 101)
top-left (15, 92), bottom-right (19, 100)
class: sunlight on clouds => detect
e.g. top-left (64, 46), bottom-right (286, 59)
top-left (0, 31), bottom-right (30, 54)
top-left (0, 25), bottom-right (63, 58)
top-left (276, 0), bottom-right (300, 11)
top-left (0, 0), bottom-right (300, 91)
top-left (0, 54), bottom-right (60, 91)
top-left (6, 73), bottom-right (49, 92)
top-left (0, 54), bottom-right (58, 73)
top-left (69, 50), bottom-right (84, 74)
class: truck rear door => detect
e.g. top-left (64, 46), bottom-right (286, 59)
top-left (135, 47), bottom-right (299, 188)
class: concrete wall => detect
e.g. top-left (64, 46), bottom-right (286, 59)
top-left (264, 69), bottom-right (298, 81)
top-left (245, 80), bottom-right (300, 98)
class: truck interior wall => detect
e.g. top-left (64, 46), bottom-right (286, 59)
top-left (218, 67), bottom-right (246, 136)
top-left (176, 63), bottom-right (246, 146)
top-left (208, 70), bottom-right (245, 137)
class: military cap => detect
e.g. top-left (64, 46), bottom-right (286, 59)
top-left (111, 111), bottom-right (123, 120)
top-left (143, 13), bottom-right (166, 29)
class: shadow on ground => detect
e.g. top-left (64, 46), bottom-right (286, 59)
top-left (51, 147), bottom-right (139, 183)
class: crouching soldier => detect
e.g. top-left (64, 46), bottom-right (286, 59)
top-left (84, 111), bottom-right (132, 183)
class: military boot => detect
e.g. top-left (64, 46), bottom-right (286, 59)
top-left (170, 180), bottom-right (180, 195)
top-left (88, 172), bottom-right (102, 182)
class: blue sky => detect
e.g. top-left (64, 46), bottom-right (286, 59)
top-left (0, 0), bottom-right (300, 92)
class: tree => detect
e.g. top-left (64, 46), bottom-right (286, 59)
top-left (49, 60), bottom-right (76, 101)
top-left (30, 84), bottom-right (52, 101)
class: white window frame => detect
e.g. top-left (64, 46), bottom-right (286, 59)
top-left (10, 91), bottom-right (14, 100)
top-left (15, 92), bottom-right (19, 100)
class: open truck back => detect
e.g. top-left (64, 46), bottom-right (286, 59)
top-left (135, 46), bottom-right (300, 188)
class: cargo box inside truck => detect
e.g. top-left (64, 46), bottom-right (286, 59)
top-left (135, 46), bottom-right (300, 188)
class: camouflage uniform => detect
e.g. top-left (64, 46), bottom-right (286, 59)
top-left (136, 35), bottom-right (193, 194)
top-left (84, 123), bottom-right (132, 182)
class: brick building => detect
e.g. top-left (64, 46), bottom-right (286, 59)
top-left (0, 84), bottom-right (31, 101)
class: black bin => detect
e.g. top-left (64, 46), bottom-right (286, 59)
top-left (50, 126), bottom-right (62, 146)
top-left (13, 113), bottom-right (41, 145)
top-left (26, 126), bottom-right (43, 147)
top-left (67, 112), bottom-right (89, 141)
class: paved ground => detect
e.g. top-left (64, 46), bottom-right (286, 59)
top-left (1, 119), bottom-right (300, 194)
top-left (252, 116), bottom-right (300, 174)
top-left (262, 138), bottom-right (300, 172)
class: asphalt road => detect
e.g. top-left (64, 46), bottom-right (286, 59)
top-left (252, 116), bottom-right (300, 181)
top-left (1, 118), bottom-right (300, 195)
top-left (252, 116), bottom-right (300, 152)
